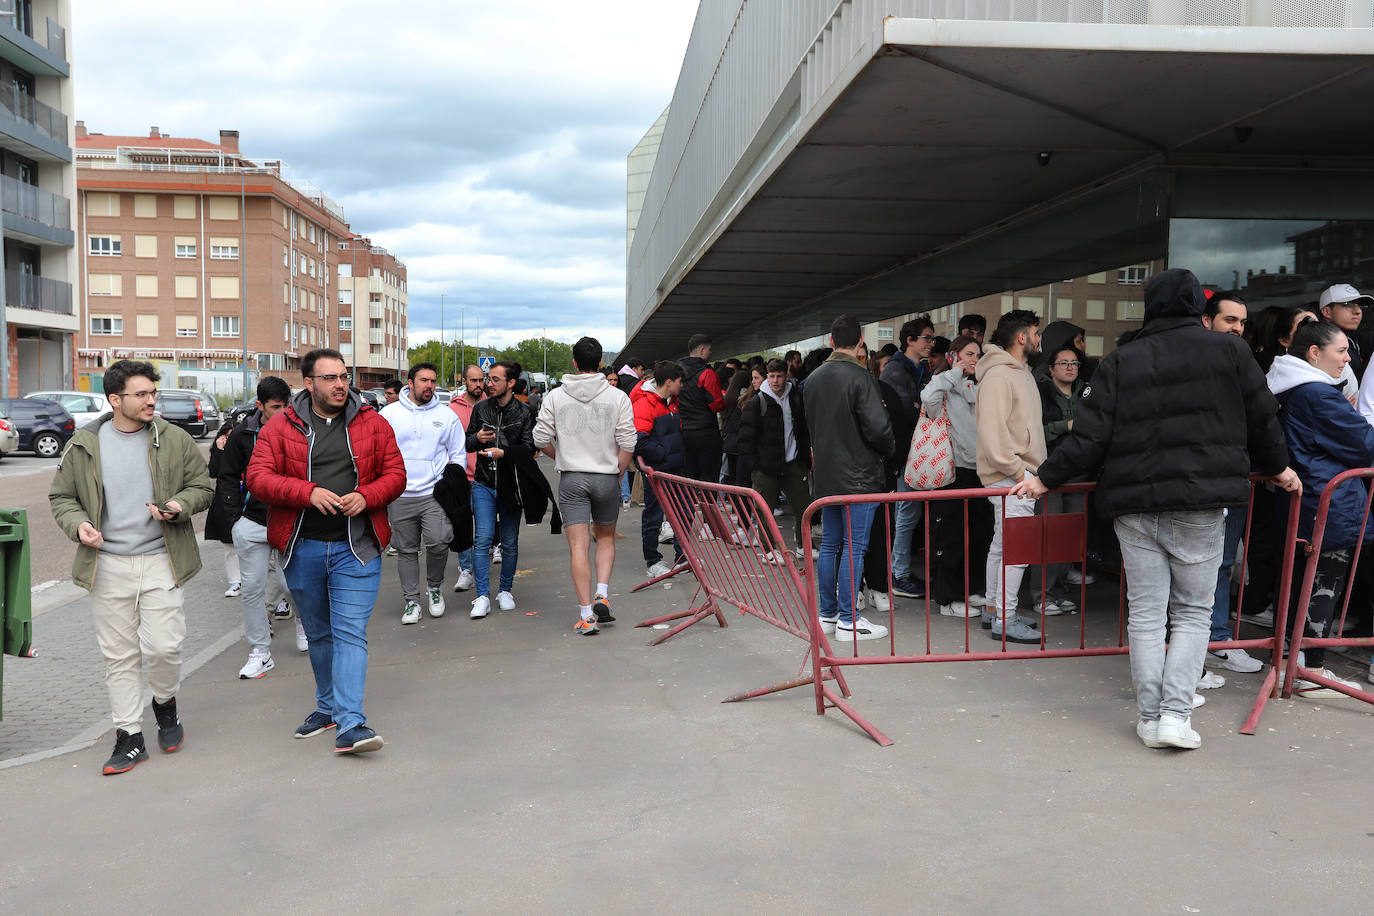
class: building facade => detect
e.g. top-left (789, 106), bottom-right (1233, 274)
top-left (75, 126), bottom-right (359, 392)
top-left (1, 0), bottom-right (75, 396)
top-left (337, 235), bottom-right (407, 389)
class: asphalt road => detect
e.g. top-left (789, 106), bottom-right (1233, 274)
top-left (0, 443), bottom-right (212, 586)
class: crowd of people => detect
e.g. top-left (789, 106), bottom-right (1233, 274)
top-left (47, 273), bottom-right (1374, 773)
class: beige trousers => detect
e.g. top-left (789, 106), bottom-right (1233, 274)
top-left (89, 553), bottom-right (186, 732)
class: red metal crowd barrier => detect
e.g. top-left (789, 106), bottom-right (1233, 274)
top-left (631, 463), bottom-right (854, 703)
top-left (1277, 468), bottom-right (1374, 708)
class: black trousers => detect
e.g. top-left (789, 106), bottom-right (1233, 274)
top-left (682, 428), bottom-right (723, 483)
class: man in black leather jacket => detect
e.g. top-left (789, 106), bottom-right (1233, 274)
top-left (464, 361), bottom-right (535, 619)
top-left (804, 314), bottom-right (895, 641)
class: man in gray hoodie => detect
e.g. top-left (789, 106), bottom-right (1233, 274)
top-left (533, 336), bottom-right (637, 635)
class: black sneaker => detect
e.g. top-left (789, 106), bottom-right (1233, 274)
top-left (294, 711), bottom-right (336, 739)
top-left (151, 696), bottom-right (183, 753)
top-left (593, 594), bottom-right (616, 624)
top-left (334, 725), bottom-right (384, 754)
top-left (892, 576), bottom-right (926, 599)
top-left (102, 728), bottom-right (148, 775)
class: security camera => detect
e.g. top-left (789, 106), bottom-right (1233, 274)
top-left (1037, 151), bottom-right (1053, 167)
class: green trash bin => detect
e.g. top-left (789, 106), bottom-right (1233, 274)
top-left (0, 507), bottom-right (34, 721)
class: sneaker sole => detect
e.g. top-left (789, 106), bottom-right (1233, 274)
top-left (294, 723), bottom-right (336, 739)
top-left (593, 598), bottom-right (615, 624)
top-left (335, 735), bottom-right (384, 754)
top-left (989, 632), bottom-right (1040, 645)
top-left (102, 752), bottom-right (149, 775)
top-left (401, 616), bottom-right (420, 625)
top-left (158, 731), bottom-right (183, 754)
top-left (1156, 730), bottom-right (1201, 749)
top-left (834, 630), bottom-right (888, 641)
top-left (239, 666), bottom-right (274, 679)
top-left (576, 624), bottom-right (600, 636)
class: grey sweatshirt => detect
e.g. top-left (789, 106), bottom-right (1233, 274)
top-left (96, 422), bottom-right (165, 555)
top-left (920, 366), bottom-right (979, 470)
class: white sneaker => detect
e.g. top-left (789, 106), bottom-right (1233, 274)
top-left (452, 569), bottom-right (475, 592)
top-left (470, 596), bottom-right (491, 619)
top-left (1136, 718), bottom-right (1164, 748)
top-left (1033, 599), bottom-right (1066, 616)
top-left (1197, 670), bottom-right (1226, 690)
top-left (427, 587), bottom-right (446, 618)
top-left (834, 616), bottom-right (889, 641)
top-left (1240, 606), bottom-right (1274, 628)
top-left (967, 594), bottom-right (988, 608)
top-left (1283, 666), bottom-right (1361, 698)
top-left (384, 545), bottom-right (397, 556)
top-left (271, 599), bottom-right (292, 619)
top-left (294, 617), bottom-right (308, 653)
top-left (646, 561), bottom-right (673, 578)
top-left (492, 545), bottom-right (502, 564)
top-left (939, 601), bottom-right (978, 618)
top-left (224, 581), bottom-right (242, 598)
top-left (854, 590), bottom-right (867, 611)
top-left (761, 549), bottom-right (786, 565)
top-left (1193, 692), bottom-right (1206, 708)
top-left (658, 522), bottom-right (674, 544)
top-left (497, 590), bottom-right (516, 611)
top-left (863, 587), bottom-right (890, 613)
top-left (238, 648), bottom-right (274, 679)
top-left (1206, 648), bottom-right (1264, 673)
top-left (1064, 568), bottom-right (1096, 586)
top-left (772, 507), bottom-right (785, 518)
top-left (1156, 714), bottom-right (1201, 749)
top-left (400, 600), bottom-right (421, 625)
top-left (817, 616), bottom-right (838, 635)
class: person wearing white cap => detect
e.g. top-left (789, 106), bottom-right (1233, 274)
top-left (1319, 283), bottom-right (1374, 380)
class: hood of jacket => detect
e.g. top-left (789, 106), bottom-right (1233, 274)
top-left (758, 379), bottom-right (794, 406)
top-left (975, 343), bottom-right (1026, 381)
top-left (1268, 353), bottom-right (1344, 398)
top-left (287, 387), bottom-right (363, 431)
top-left (396, 386), bottom-right (446, 413)
top-left (1040, 321), bottom-right (1085, 362)
top-left (559, 372), bottom-right (612, 403)
top-left (1143, 268), bottom-right (1207, 324)
top-left (631, 377), bottom-right (666, 403)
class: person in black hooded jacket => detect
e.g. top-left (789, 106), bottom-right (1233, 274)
top-left (1016, 268), bottom-right (1299, 751)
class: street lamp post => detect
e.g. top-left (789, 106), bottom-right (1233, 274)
top-left (439, 292), bottom-right (446, 384)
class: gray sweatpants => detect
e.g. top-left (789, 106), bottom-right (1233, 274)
top-left (232, 517), bottom-right (290, 651)
top-left (388, 494), bottom-right (453, 601)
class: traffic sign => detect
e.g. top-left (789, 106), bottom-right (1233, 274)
top-left (478, 356), bottom-right (495, 371)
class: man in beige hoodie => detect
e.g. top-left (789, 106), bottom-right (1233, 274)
top-left (533, 336), bottom-right (637, 635)
top-left (975, 310), bottom-right (1046, 644)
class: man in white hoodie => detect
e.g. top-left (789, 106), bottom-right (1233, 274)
top-left (533, 337), bottom-right (637, 635)
top-left (380, 362), bottom-right (467, 625)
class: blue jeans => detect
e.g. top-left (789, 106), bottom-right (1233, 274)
top-left (472, 482), bottom-right (519, 596)
top-left (456, 546), bottom-right (474, 573)
top-left (620, 470), bottom-right (633, 502)
top-left (818, 502), bottom-right (878, 624)
top-left (1116, 510), bottom-right (1223, 720)
top-left (891, 478), bottom-right (923, 581)
top-left (283, 539), bottom-right (382, 735)
top-left (1210, 506), bottom-right (1247, 642)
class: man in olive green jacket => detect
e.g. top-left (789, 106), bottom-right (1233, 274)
top-left (48, 360), bottom-right (213, 776)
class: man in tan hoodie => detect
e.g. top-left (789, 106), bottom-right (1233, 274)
top-left (975, 310), bottom-right (1046, 644)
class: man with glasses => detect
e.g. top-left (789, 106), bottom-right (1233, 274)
top-left (49, 359), bottom-right (213, 775)
top-left (881, 315), bottom-right (935, 599)
top-left (1319, 283), bottom-right (1372, 380)
top-left (247, 348), bottom-right (406, 755)
top-left (448, 364), bottom-right (486, 592)
top-left (381, 362), bottom-right (466, 625)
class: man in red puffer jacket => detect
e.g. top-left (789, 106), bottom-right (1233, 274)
top-left (247, 348), bottom-right (405, 756)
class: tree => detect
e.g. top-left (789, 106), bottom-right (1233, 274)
top-left (493, 338), bottom-right (574, 380)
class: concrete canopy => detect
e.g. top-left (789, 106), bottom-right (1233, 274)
top-left (624, 19), bottom-right (1374, 359)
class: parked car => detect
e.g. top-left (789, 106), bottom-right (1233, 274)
top-left (154, 394), bottom-right (208, 438)
top-left (0, 404), bottom-right (20, 459)
top-left (0, 398), bottom-right (76, 458)
top-left (357, 389), bottom-right (382, 410)
top-left (160, 388), bottom-right (221, 429)
top-left (24, 389), bottom-right (109, 428)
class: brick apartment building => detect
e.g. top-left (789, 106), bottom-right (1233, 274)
top-left (1, 0), bottom-right (76, 396)
top-left (74, 125), bottom-right (390, 392)
top-left (337, 235), bottom-right (407, 390)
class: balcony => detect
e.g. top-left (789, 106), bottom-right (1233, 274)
top-left (0, 83), bottom-right (70, 161)
top-left (6, 269), bottom-right (71, 314)
top-left (0, 1), bottom-right (68, 77)
top-left (0, 172), bottom-right (72, 245)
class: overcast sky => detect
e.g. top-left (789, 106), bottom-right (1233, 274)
top-left (74, 1), bottom-right (701, 351)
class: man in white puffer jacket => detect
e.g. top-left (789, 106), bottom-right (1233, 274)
top-left (533, 337), bottom-right (637, 636)
top-left (380, 362), bottom-right (467, 625)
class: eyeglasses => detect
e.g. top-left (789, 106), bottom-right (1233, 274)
top-left (916, 334), bottom-right (936, 342)
top-left (116, 389), bottom-right (158, 400)
top-left (1052, 361), bottom-right (1081, 368)
top-left (310, 374), bottom-right (349, 384)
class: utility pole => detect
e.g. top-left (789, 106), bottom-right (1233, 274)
top-left (460, 307), bottom-right (465, 377)
top-left (542, 328), bottom-right (547, 382)
top-left (439, 292), bottom-right (446, 384)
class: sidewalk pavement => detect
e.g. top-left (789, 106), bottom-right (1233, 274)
top-left (3, 504), bottom-right (1373, 912)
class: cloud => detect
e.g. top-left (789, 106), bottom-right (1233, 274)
top-left (73, 0), bottom-right (701, 349)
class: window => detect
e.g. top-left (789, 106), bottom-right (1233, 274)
top-left (1000, 294), bottom-right (1013, 310)
top-left (1087, 272), bottom-right (1108, 284)
top-left (309, 259), bottom-right (316, 278)
top-left (174, 196), bottom-right (196, 219)
top-left (290, 285), bottom-right (298, 310)
top-left (212, 360), bottom-right (238, 370)
top-left (283, 245), bottom-right (289, 267)
top-left (135, 275), bottom-right (158, 297)
top-left (339, 316), bottom-right (352, 331)
top-left (1117, 265), bottom-right (1149, 285)
top-left (282, 282), bottom-right (288, 305)
top-left (175, 276), bottom-right (196, 298)
top-left (370, 344), bottom-right (382, 355)
top-left (338, 263), bottom-right (352, 279)
top-left (1085, 299), bottom-right (1105, 320)
top-left (88, 273), bottom-right (122, 296)
top-left (370, 292), bottom-right (381, 304)
top-left (134, 235), bottom-right (157, 258)
top-left (134, 194), bottom-right (157, 218)
top-left (309, 224), bottom-right (316, 243)
top-left (1018, 295), bottom-right (1044, 314)
top-left (136, 314), bottom-right (158, 337)
top-left (90, 314), bottom-right (122, 335)
top-left (339, 288), bottom-right (352, 306)
top-left (1084, 335), bottom-right (1105, 357)
top-left (175, 315), bottom-right (197, 338)
top-left (299, 254), bottom-right (307, 273)
top-left (209, 276), bottom-right (240, 298)
top-left (369, 318), bottom-right (382, 329)
top-left (1055, 297), bottom-right (1074, 319)
top-left (283, 321), bottom-right (289, 341)
top-left (174, 236), bottom-right (196, 258)
top-left (210, 237), bottom-right (239, 259)
top-left (875, 326), bottom-right (894, 341)
top-left (89, 234), bottom-right (121, 256)
top-left (87, 192), bottom-right (120, 217)
top-left (208, 197), bottom-right (238, 220)
top-left (212, 315), bottom-right (239, 338)
top-left (1117, 300), bottom-right (1145, 320)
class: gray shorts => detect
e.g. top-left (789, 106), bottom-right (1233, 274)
top-left (558, 471), bottom-right (621, 527)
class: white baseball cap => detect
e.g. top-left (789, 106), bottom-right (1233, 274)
top-left (1319, 283), bottom-right (1374, 309)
